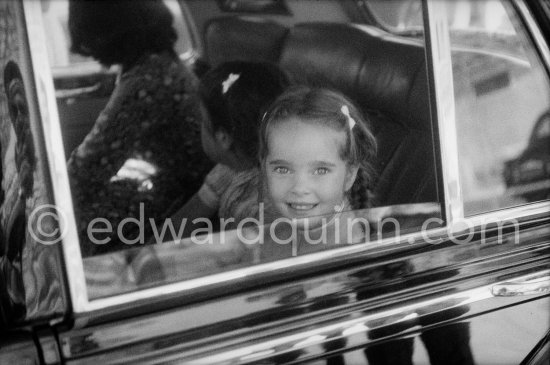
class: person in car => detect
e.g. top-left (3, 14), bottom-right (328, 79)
top-left (257, 87), bottom-right (377, 259)
top-left (167, 61), bottom-right (289, 238)
top-left (66, 0), bottom-right (211, 256)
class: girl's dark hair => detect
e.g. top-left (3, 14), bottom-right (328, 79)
top-left (259, 87), bottom-right (377, 208)
top-left (69, 0), bottom-right (177, 67)
top-left (199, 61), bottom-right (289, 161)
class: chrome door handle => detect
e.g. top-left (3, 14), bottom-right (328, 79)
top-left (492, 274), bottom-right (550, 297)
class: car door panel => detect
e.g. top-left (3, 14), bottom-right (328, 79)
top-left (56, 220), bottom-right (550, 364)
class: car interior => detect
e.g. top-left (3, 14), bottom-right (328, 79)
top-left (45, 0), bottom-right (439, 211)
top-left (32, 0), bottom-right (450, 298)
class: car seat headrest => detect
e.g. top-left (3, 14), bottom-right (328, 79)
top-left (204, 16), bottom-right (288, 67)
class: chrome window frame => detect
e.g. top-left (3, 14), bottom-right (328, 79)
top-left (423, 0), bottom-right (462, 226)
top-left (22, 0), bottom-right (550, 318)
top-left (23, 0), bottom-right (88, 311)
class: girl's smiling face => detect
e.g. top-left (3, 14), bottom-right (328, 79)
top-left (265, 118), bottom-right (358, 228)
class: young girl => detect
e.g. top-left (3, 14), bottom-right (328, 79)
top-left (258, 87), bottom-right (377, 259)
top-left (168, 61), bottom-right (289, 239)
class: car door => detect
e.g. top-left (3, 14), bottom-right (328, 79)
top-left (4, 0), bottom-right (549, 364)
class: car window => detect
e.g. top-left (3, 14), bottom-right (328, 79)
top-left (31, 0), bottom-right (549, 315)
top-left (37, 0), bottom-right (449, 300)
top-left (445, 0), bottom-right (550, 215)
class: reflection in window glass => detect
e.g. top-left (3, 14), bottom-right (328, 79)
top-left (450, 0), bottom-right (550, 215)
top-left (84, 203), bottom-right (443, 299)
top-left (0, 3), bottom-right (62, 321)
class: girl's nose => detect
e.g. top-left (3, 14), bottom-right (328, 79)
top-left (290, 172), bottom-right (311, 195)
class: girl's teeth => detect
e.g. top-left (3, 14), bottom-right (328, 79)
top-left (291, 204), bottom-right (314, 210)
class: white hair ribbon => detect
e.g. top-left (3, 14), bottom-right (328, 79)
top-left (341, 105), bottom-right (356, 130)
top-left (222, 73), bottom-right (241, 94)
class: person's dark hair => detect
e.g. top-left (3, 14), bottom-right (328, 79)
top-left (199, 61), bottom-right (289, 161)
top-left (68, 0), bottom-right (177, 68)
top-left (259, 86), bottom-right (377, 208)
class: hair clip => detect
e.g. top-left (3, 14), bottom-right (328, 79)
top-left (341, 105), bottom-right (356, 130)
top-left (333, 200), bottom-right (345, 213)
top-left (222, 73), bottom-right (240, 94)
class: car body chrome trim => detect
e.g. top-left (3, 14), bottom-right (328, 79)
top-left (22, 0), bottom-right (90, 311)
top-left (492, 272), bottom-right (550, 296)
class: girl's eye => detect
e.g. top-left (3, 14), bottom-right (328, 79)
top-left (274, 166), bottom-right (289, 174)
top-left (314, 167), bottom-right (329, 175)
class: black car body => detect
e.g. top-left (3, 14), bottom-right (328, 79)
top-left (1, 1), bottom-right (549, 364)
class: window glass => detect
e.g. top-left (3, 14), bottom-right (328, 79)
top-left (46, 0), bottom-right (443, 299)
top-left (448, 0), bottom-right (550, 215)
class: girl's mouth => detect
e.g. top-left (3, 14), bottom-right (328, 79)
top-left (287, 203), bottom-right (317, 212)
